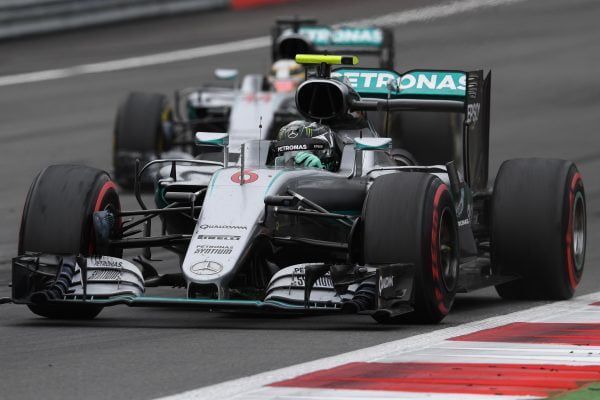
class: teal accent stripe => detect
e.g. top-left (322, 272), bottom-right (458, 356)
top-left (332, 210), bottom-right (361, 216)
top-left (208, 168), bottom-right (222, 196)
top-left (195, 137), bottom-right (228, 146)
top-left (59, 295), bottom-right (338, 311)
top-left (265, 169), bottom-right (286, 195)
top-left (355, 142), bottom-right (392, 150)
top-left (135, 296), bottom-right (263, 305)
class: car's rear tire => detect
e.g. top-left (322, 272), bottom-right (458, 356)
top-left (19, 164), bottom-right (122, 319)
top-left (113, 92), bottom-right (172, 189)
top-left (362, 173), bottom-right (459, 324)
top-left (491, 158), bottom-right (586, 300)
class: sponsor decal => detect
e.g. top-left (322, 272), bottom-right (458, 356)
top-left (190, 261), bottom-right (223, 276)
top-left (290, 267), bottom-right (334, 288)
top-left (197, 234), bottom-right (240, 241)
top-left (89, 269), bottom-right (123, 280)
top-left (278, 143), bottom-right (306, 151)
top-left (297, 27), bottom-right (383, 46)
top-left (466, 102), bottom-right (480, 124)
top-left (194, 245), bottom-right (233, 255)
top-left (89, 257), bottom-right (123, 268)
top-left (332, 69), bottom-right (466, 97)
top-left (231, 169), bottom-right (259, 184)
top-left (199, 224), bottom-right (247, 230)
top-left (467, 72), bottom-right (481, 100)
top-left (276, 143), bottom-right (325, 153)
top-left (458, 218), bottom-right (470, 227)
top-left (290, 275), bottom-right (334, 288)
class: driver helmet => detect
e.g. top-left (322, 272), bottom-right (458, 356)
top-left (275, 121), bottom-right (339, 171)
top-left (268, 59), bottom-right (303, 93)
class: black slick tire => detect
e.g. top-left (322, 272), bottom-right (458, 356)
top-left (491, 158), bottom-right (586, 300)
top-left (113, 92), bottom-right (172, 189)
top-left (19, 164), bottom-right (122, 319)
top-left (362, 173), bottom-right (459, 324)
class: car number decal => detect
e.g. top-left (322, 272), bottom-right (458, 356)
top-left (231, 169), bottom-right (259, 184)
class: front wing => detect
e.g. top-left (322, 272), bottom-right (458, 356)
top-left (7, 253), bottom-right (415, 317)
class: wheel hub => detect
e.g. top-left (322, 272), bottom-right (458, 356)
top-left (439, 207), bottom-right (459, 292)
top-left (572, 191), bottom-right (586, 272)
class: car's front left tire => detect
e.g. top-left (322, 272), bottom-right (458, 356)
top-left (362, 173), bottom-right (459, 324)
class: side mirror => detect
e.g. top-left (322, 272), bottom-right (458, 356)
top-left (214, 69), bottom-right (239, 81)
top-left (195, 132), bottom-right (229, 147)
top-left (354, 137), bottom-right (392, 177)
top-left (195, 132), bottom-right (229, 167)
top-left (354, 137), bottom-right (392, 151)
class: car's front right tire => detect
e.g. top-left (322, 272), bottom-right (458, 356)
top-left (19, 164), bottom-right (122, 319)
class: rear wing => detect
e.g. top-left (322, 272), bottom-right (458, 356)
top-left (332, 67), bottom-right (492, 191)
top-left (271, 19), bottom-right (394, 69)
top-left (333, 68), bottom-right (467, 100)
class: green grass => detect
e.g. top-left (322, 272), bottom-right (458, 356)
top-left (550, 382), bottom-right (600, 399)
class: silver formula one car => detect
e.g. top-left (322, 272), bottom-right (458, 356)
top-left (7, 55), bottom-right (586, 324)
top-left (112, 19), bottom-right (394, 188)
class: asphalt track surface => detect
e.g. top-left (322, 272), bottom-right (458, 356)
top-left (0, 0), bottom-right (599, 399)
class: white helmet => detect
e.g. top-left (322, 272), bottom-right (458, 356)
top-left (268, 59), bottom-right (303, 92)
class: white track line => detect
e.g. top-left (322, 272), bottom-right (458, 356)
top-left (347, 0), bottom-right (527, 27)
top-left (238, 388), bottom-right (534, 400)
top-left (0, 37), bottom-right (270, 87)
top-left (0, 0), bottom-right (531, 87)
top-left (155, 292), bottom-right (600, 400)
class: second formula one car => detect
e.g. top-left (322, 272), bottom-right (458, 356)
top-left (6, 55), bottom-right (586, 324)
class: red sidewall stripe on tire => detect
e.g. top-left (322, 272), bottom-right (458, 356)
top-left (431, 184), bottom-right (449, 315)
top-left (89, 180), bottom-right (117, 254)
top-left (566, 172), bottom-right (582, 290)
top-left (94, 181), bottom-right (117, 212)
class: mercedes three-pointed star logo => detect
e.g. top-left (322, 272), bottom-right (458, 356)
top-left (190, 261), bottom-right (223, 275)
